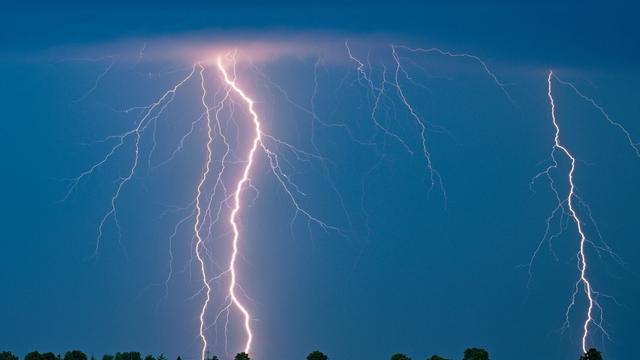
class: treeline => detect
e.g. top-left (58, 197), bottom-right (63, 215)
top-left (0, 351), bottom-right (170, 360)
top-left (385, 347), bottom-right (603, 360)
top-left (0, 347), bottom-right (605, 360)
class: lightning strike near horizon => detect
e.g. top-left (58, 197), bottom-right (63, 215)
top-left (194, 62), bottom-right (215, 360)
top-left (69, 45), bottom-right (347, 358)
top-left (545, 71), bottom-right (597, 353)
top-left (216, 54), bottom-right (259, 354)
top-left (526, 70), bottom-right (638, 355)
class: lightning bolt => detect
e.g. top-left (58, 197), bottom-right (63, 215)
top-left (70, 49), bottom-right (344, 359)
top-left (216, 55), bottom-right (258, 354)
top-left (212, 53), bottom-right (341, 356)
top-left (529, 71), bottom-right (609, 353)
top-left (546, 71), bottom-right (596, 353)
top-left (529, 70), bottom-right (637, 355)
top-left (194, 62), bottom-right (215, 360)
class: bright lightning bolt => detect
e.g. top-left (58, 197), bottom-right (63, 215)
top-left (216, 55), bottom-right (258, 355)
top-left (194, 62), bottom-right (215, 360)
top-left (535, 71), bottom-right (604, 354)
top-left (529, 70), bottom-right (637, 355)
top-left (70, 48), bottom-right (341, 359)
top-left (212, 53), bottom-right (341, 356)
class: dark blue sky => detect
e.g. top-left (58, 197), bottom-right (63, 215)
top-left (1, 2), bottom-right (639, 360)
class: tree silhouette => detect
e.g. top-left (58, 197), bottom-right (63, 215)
top-left (580, 348), bottom-right (603, 360)
top-left (156, 354), bottom-right (167, 360)
top-left (63, 351), bottom-right (87, 360)
top-left (307, 351), bottom-right (328, 360)
top-left (42, 354), bottom-right (58, 360)
top-left (115, 353), bottom-right (141, 360)
top-left (391, 354), bottom-right (412, 360)
top-left (233, 353), bottom-right (250, 360)
top-left (463, 348), bottom-right (489, 360)
top-left (144, 355), bottom-right (156, 360)
top-left (27, 352), bottom-right (57, 360)
top-left (25, 351), bottom-right (43, 360)
top-left (427, 355), bottom-right (451, 360)
top-left (0, 352), bottom-right (18, 360)
top-left (102, 355), bottom-right (114, 360)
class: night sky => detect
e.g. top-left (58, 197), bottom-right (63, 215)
top-left (1, 2), bottom-right (639, 360)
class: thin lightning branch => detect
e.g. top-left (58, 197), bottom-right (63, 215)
top-left (391, 45), bottom-right (444, 196)
top-left (73, 55), bottom-right (116, 103)
top-left (553, 76), bottom-right (640, 159)
top-left (202, 92), bottom-right (233, 244)
top-left (153, 112), bottom-right (207, 170)
top-left (345, 44), bottom-right (414, 154)
top-left (392, 44), bottom-right (513, 102)
top-left (71, 65), bottom-right (198, 256)
top-left (345, 41), bottom-right (445, 196)
top-left (526, 154), bottom-right (567, 281)
top-left (372, 65), bottom-right (415, 154)
top-left (164, 210), bottom-right (195, 297)
top-left (252, 63), bottom-right (365, 146)
top-left (269, 58), bottom-right (360, 241)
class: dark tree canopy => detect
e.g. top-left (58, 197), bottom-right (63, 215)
top-left (156, 355), bottom-right (166, 360)
top-left (26, 352), bottom-right (58, 360)
top-left (391, 354), bottom-right (412, 360)
top-left (63, 351), bottom-right (87, 360)
top-left (307, 351), bottom-right (329, 360)
top-left (43, 354), bottom-right (58, 360)
top-left (0, 352), bottom-right (19, 360)
top-left (40, 354), bottom-right (57, 360)
top-left (233, 353), bottom-right (250, 360)
top-left (114, 353), bottom-right (140, 360)
top-left (25, 352), bottom-right (43, 360)
top-left (102, 355), bottom-right (114, 360)
top-left (427, 355), bottom-right (451, 360)
top-left (580, 348), bottom-right (603, 360)
top-left (144, 355), bottom-right (156, 360)
top-left (463, 348), bottom-right (489, 360)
